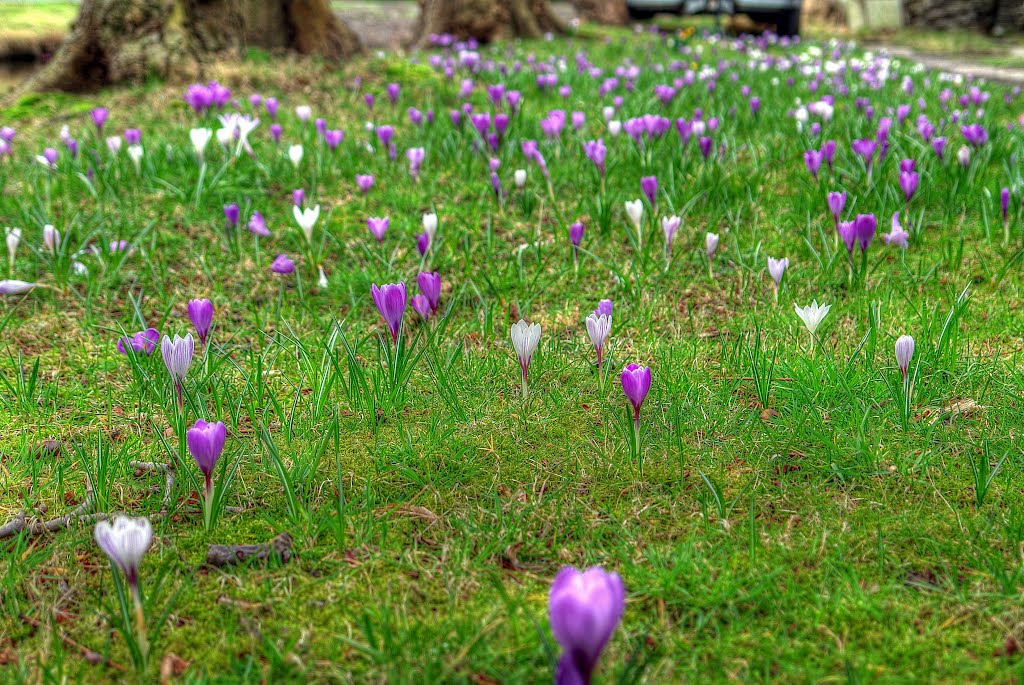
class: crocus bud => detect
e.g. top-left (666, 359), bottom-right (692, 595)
top-left (422, 213), bottom-right (438, 241)
top-left (895, 335), bottom-right (915, 380)
top-left (640, 176), bottom-right (658, 207)
top-left (417, 271), bottom-right (441, 313)
top-left (767, 256), bottom-right (789, 288)
top-left (248, 211), bottom-right (270, 237)
top-left (288, 144), bottom-right (304, 169)
top-left (94, 516), bottom-right (152, 589)
top-left (510, 319), bottom-right (541, 398)
top-left (621, 363), bottom-right (652, 425)
top-left (42, 225), bottom-right (59, 254)
top-left (662, 216), bottom-right (681, 249)
top-left (624, 200), bottom-right (643, 230)
top-left (514, 169), bottom-right (526, 188)
top-left (705, 232), bottom-right (720, 260)
top-left (957, 145), bottom-right (970, 166)
top-left (367, 217), bottom-right (389, 243)
top-left (190, 128), bottom-right (212, 161)
top-left (187, 298), bottom-right (214, 345)
top-left (186, 419), bottom-right (227, 488)
top-left (371, 282), bottom-right (407, 343)
top-left (161, 333), bottom-right (195, 397)
top-left (549, 566), bottom-right (625, 685)
top-left (570, 222), bottom-right (584, 252)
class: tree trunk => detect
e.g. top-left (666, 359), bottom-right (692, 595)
top-left (572, 0), bottom-right (627, 25)
top-left (414, 0), bottom-right (568, 47)
top-left (27, 0), bottom-right (362, 92)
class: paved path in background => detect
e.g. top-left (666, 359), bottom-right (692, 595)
top-left (877, 45), bottom-right (1024, 85)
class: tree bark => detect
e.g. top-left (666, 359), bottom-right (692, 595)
top-left (27, 0), bottom-right (362, 92)
top-left (414, 0), bottom-right (568, 47)
top-left (571, 0), bottom-right (627, 25)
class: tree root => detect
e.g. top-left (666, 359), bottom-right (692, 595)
top-left (0, 461), bottom-right (176, 540)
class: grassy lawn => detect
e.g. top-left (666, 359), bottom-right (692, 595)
top-left (0, 0), bottom-right (75, 34)
top-left (1, 20), bottom-right (1024, 685)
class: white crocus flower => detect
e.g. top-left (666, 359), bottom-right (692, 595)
top-left (510, 319), bottom-right (542, 399)
top-left (5, 227), bottom-right (20, 273)
top-left (235, 116), bottom-right (259, 157)
top-left (288, 144), bottom-right (304, 169)
top-left (422, 212), bottom-right (438, 241)
top-left (293, 205), bottom-right (321, 244)
top-left (624, 200), bottom-right (643, 230)
top-left (127, 145), bottom-right (144, 173)
top-left (514, 169), bottom-right (527, 188)
top-left (794, 300), bottom-right (831, 337)
top-left (42, 224), bottom-right (59, 254)
top-left (190, 128), bottom-right (212, 162)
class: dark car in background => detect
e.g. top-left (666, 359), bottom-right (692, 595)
top-left (625, 0), bottom-right (803, 36)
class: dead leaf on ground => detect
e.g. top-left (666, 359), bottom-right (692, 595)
top-left (160, 653), bottom-right (190, 682)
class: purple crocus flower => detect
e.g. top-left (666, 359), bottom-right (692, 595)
top-left (827, 191), bottom-right (846, 225)
top-left (595, 299), bottom-right (612, 317)
top-left (187, 298), bottom-right (214, 345)
top-left (356, 174), bottom-right (374, 194)
top-left (899, 170), bottom-right (919, 202)
top-left (698, 136), bottom-right (712, 159)
top-left (416, 232), bottom-right (430, 257)
top-left (852, 138), bottom-right (876, 166)
top-left (838, 220), bottom-right (857, 254)
top-left (117, 328), bottom-right (160, 356)
top-left (804, 149), bottom-right (824, 178)
top-left (883, 212), bottom-right (910, 248)
top-left (325, 129), bottom-right (344, 151)
top-left (407, 147), bottom-right (425, 180)
top-left (640, 176), bottom-right (658, 207)
top-left (270, 123), bottom-right (283, 143)
top-left (367, 217), bottom-right (389, 243)
top-left (371, 282), bottom-right (407, 343)
top-left (932, 137), bottom-right (947, 160)
top-left (411, 295), bottom-right (431, 321)
top-left (582, 139), bottom-right (606, 176)
top-left (961, 123), bottom-right (988, 147)
top-left (271, 254), bottom-right (295, 274)
top-left (91, 107), bottom-right (109, 134)
top-left (386, 83), bottom-right (400, 104)
top-left (248, 211), bottom-right (269, 237)
top-left (265, 97), bottom-right (279, 119)
top-left (293, 189), bottom-right (305, 207)
top-left (224, 203), bottom-right (239, 228)
top-left (417, 271), bottom-right (441, 313)
top-left (124, 129), bottom-right (141, 145)
top-left (186, 419), bottom-right (227, 490)
top-left (854, 213), bottom-right (877, 252)
top-left (549, 566), bottom-right (625, 685)
top-left (621, 363), bottom-right (652, 427)
top-left (822, 140), bottom-right (836, 168)
top-left (42, 148), bottom-right (58, 168)
top-left (376, 125), bottom-right (394, 147)
top-left (1001, 187), bottom-right (1011, 225)
top-left (570, 222), bottom-right (584, 260)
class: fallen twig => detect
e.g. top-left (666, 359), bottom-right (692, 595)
top-left (206, 532), bottom-right (293, 568)
top-left (0, 462), bottom-right (176, 540)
